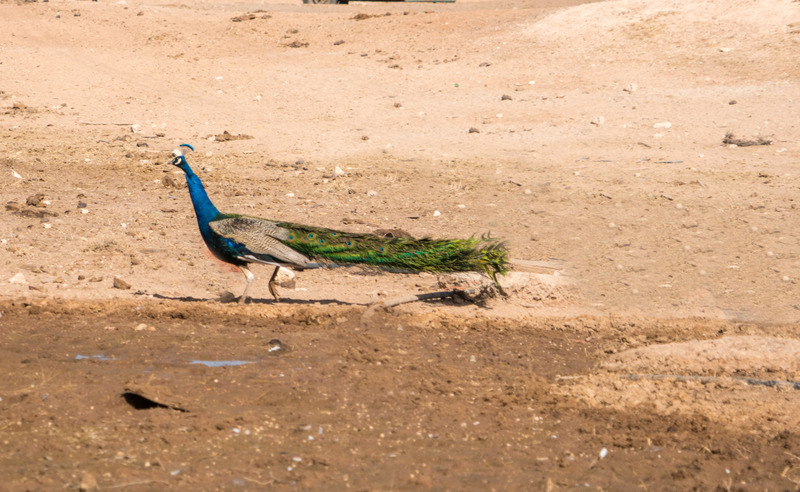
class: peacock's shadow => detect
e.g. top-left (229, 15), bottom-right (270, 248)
top-left (146, 292), bottom-right (355, 306)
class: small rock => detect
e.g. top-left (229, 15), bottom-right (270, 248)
top-left (113, 277), bottom-right (132, 290)
top-left (433, 210), bottom-right (441, 217)
top-left (267, 339), bottom-right (284, 352)
top-left (468, 127), bottom-right (480, 134)
top-left (26, 193), bottom-right (46, 207)
top-left (367, 190), bottom-right (378, 197)
top-left (623, 83), bottom-right (638, 93)
top-left (9, 273), bottom-right (27, 285)
top-left (590, 116), bottom-right (605, 126)
top-left (334, 166), bottom-right (345, 177)
top-left (79, 471), bottom-right (98, 491)
top-left (162, 175), bottom-right (181, 188)
top-left (653, 121), bottom-right (672, 129)
top-left (275, 267), bottom-right (295, 285)
top-left (500, 94), bottom-right (512, 101)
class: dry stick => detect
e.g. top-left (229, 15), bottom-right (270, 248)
top-left (362, 289), bottom-right (476, 319)
top-left (381, 289), bottom-right (476, 308)
top-left (79, 121), bottom-right (134, 126)
top-left (621, 373), bottom-right (800, 390)
top-left (558, 373), bottom-right (800, 390)
top-left (107, 479), bottom-right (171, 489)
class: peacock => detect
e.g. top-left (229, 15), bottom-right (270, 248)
top-left (167, 144), bottom-right (509, 303)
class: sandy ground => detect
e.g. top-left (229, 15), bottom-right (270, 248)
top-left (2, 0), bottom-right (800, 489)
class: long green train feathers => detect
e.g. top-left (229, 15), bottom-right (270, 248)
top-left (275, 221), bottom-right (509, 283)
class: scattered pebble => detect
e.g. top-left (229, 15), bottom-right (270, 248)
top-left (26, 193), bottom-right (46, 207)
top-left (113, 277), bottom-right (132, 290)
top-left (599, 448), bottom-right (609, 459)
top-left (334, 166), bottom-right (345, 177)
top-left (501, 94), bottom-right (512, 101)
top-left (433, 210), bottom-right (441, 217)
top-left (9, 273), bottom-right (27, 285)
top-left (590, 116), bottom-right (605, 126)
top-left (653, 121), bottom-right (672, 129)
top-left (78, 471), bottom-right (98, 491)
top-left (468, 127), bottom-right (480, 134)
top-left (623, 83), bottom-right (638, 93)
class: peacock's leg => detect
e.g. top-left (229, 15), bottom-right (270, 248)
top-left (238, 264), bottom-right (255, 304)
top-left (267, 266), bottom-right (281, 302)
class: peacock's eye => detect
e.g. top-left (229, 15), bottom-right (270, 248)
top-left (287, 235), bottom-right (294, 240)
top-left (379, 247), bottom-right (385, 252)
top-left (308, 233), bottom-right (315, 239)
top-left (319, 239), bottom-right (324, 244)
top-left (346, 241), bottom-right (352, 246)
top-left (331, 232), bottom-right (337, 236)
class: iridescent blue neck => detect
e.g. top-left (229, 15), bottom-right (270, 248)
top-left (177, 160), bottom-right (220, 236)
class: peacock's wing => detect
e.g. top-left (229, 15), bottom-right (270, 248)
top-left (209, 215), bottom-right (310, 268)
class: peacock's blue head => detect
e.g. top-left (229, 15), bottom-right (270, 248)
top-left (168, 143), bottom-right (195, 167)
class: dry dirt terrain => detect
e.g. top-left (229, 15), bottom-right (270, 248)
top-left (2, 0), bottom-right (800, 489)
